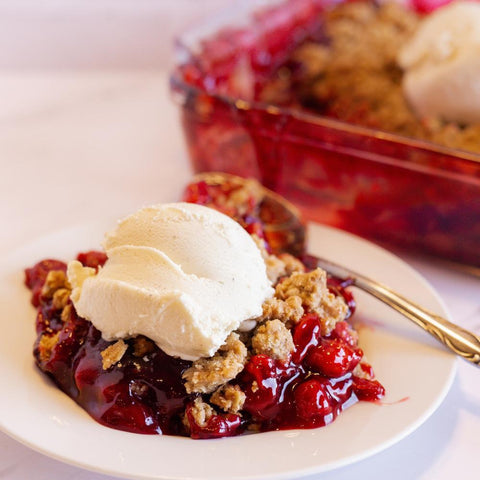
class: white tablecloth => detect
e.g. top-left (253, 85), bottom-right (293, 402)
top-left (0, 69), bottom-right (479, 480)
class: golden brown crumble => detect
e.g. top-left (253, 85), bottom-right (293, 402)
top-left (132, 336), bottom-right (156, 357)
top-left (37, 332), bottom-right (60, 363)
top-left (224, 179), bottom-right (264, 216)
top-left (183, 397), bottom-right (215, 431)
top-left (52, 288), bottom-right (71, 310)
top-left (101, 339), bottom-right (128, 370)
top-left (264, 252), bottom-right (288, 284)
top-left (262, 295), bottom-right (304, 325)
top-left (278, 253), bottom-right (306, 276)
top-left (60, 303), bottom-right (73, 323)
top-left (183, 333), bottom-right (248, 394)
top-left (275, 269), bottom-right (348, 335)
top-left (253, 235), bottom-right (305, 283)
top-left (210, 384), bottom-right (246, 414)
top-left (251, 319), bottom-right (294, 361)
top-left (41, 270), bottom-right (69, 299)
top-left (259, 1), bottom-right (480, 153)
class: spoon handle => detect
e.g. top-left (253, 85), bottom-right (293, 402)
top-left (311, 256), bottom-right (480, 367)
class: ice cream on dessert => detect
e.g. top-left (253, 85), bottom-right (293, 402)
top-left (68, 202), bottom-right (273, 361)
top-left (398, 1), bottom-right (480, 124)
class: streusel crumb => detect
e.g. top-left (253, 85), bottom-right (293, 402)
top-left (60, 303), bottom-right (73, 323)
top-left (132, 336), bottom-right (156, 357)
top-left (38, 332), bottom-right (60, 363)
top-left (210, 384), bottom-right (246, 414)
top-left (224, 179), bottom-right (264, 216)
top-left (253, 235), bottom-right (305, 283)
top-left (278, 253), bottom-right (305, 276)
top-left (41, 270), bottom-right (69, 299)
top-left (101, 339), bottom-right (128, 370)
top-left (275, 269), bottom-right (348, 335)
top-left (251, 319), bottom-right (294, 361)
top-left (262, 295), bottom-right (304, 325)
top-left (184, 397), bottom-right (215, 430)
top-left (183, 333), bottom-right (248, 394)
top-left (52, 288), bottom-right (71, 310)
top-left (260, 2), bottom-right (480, 153)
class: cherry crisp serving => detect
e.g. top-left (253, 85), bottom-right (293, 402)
top-left (25, 178), bottom-right (384, 439)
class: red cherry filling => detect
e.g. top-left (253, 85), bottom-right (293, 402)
top-left (353, 377), bottom-right (386, 401)
top-left (185, 402), bottom-right (243, 439)
top-left (306, 339), bottom-right (363, 378)
top-left (294, 378), bottom-right (333, 421)
top-left (25, 259), bottom-right (67, 308)
top-left (292, 313), bottom-right (322, 363)
top-left (242, 354), bottom-right (296, 420)
top-left (331, 320), bottom-right (359, 348)
top-left (76, 250), bottom-right (107, 269)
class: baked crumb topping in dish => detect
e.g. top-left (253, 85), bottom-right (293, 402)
top-left (259, 1), bottom-right (480, 153)
top-left (25, 177), bottom-right (384, 439)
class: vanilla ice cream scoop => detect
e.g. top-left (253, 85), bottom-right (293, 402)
top-left (68, 203), bottom-right (273, 361)
top-left (398, 1), bottom-right (480, 124)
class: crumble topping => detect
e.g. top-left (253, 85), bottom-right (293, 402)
top-left (210, 384), bottom-right (246, 414)
top-left (183, 397), bottom-right (216, 430)
top-left (37, 332), bottom-right (60, 363)
top-left (39, 269), bottom-right (72, 311)
top-left (100, 339), bottom-right (128, 370)
top-left (60, 303), bottom-right (73, 323)
top-left (183, 332), bottom-right (248, 394)
top-left (262, 295), bottom-right (304, 325)
top-left (41, 270), bottom-right (69, 299)
top-left (259, 1), bottom-right (480, 153)
top-left (253, 235), bottom-right (304, 283)
top-left (52, 288), bottom-right (71, 310)
top-left (224, 178), bottom-right (264, 216)
top-left (132, 336), bottom-right (156, 357)
top-left (251, 319), bottom-right (294, 361)
top-left (278, 253), bottom-right (306, 277)
top-left (129, 380), bottom-right (150, 398)
top-left (275, 269), bottom-right (348, 335)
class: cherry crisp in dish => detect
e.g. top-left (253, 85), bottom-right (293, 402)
top-left (25, 178), bottom-right (384, 439)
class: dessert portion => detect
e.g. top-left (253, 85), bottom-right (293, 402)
top-left (68, 203), bottom-right (273, 361)
top-left (259, 1), bottom-right (480, 153)
top-left (25, 177), bottom-right (384, 439)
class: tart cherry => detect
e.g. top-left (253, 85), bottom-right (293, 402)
top-left (76, 251), bottom-right (107, 269)
top-left (25, 259), bottom-right (67, 307)
top-left (294, 378), bottom-right (333, 421)
top-left (331, 320), bottom-right (358, 348)
top-left (306, 339), bottom-right (363, 378)
top-left (411, 0), bottom-right (452, 14)
top-left (183, 180), bottom-right (211, 206)
top-left (185, 403), bottom-right (242, 439)
top-left (242, 355), bottom-right (284, 416)
top-left (292, 313), bottom-right (322, 362)
top-left (101, 401), bottom-right (160, 434)
top-left (353, 377), bottom-right (385, 401)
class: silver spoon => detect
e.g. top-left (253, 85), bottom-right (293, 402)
top-left (192, 172), bottom-right (480, 367)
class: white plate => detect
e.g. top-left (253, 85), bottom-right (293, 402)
top-left (0, 221), bottom-right (456, 480)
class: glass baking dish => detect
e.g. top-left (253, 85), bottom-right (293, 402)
top-left (170, 0), bottom-right (480, 269)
